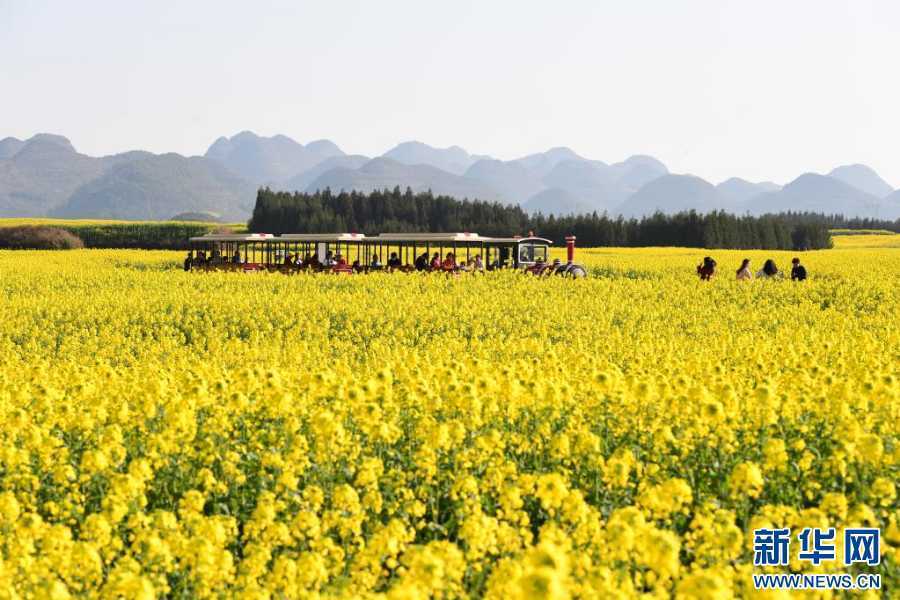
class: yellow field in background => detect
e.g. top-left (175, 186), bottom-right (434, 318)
top-left (0, 235), bottom-right (897, 597)
top-left (830, 233), bottom-right (900, 249)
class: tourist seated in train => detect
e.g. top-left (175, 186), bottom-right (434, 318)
top-left (352, 259), bottom-right (362, 272)
top-left (414, 252), bottom-right (429, 271)
top-left (498, 248), bottom-right (510, 268)
top-left (430, 252), bottom-right (441, 270)
top-left (231, 250), bottom-right (242, 264)
top-left (387, 252), bottom-right (402, 269)
top-left (442, 252), bottom-right (457, 271)
top-left (332, 254), bottom-right (353, 274)
top-left (370, 254), bottom-right (383, 269)
top-left (473, 254), bottom-right (484, 271)
top-left (283, 253), bottom-right (294, 267)
top-left (323, 250), bottom-right (336, 267)
top-left (184, 251), bottom-right (193, 271)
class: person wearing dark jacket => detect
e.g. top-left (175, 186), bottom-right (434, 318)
top-left (696, 256), bottom-right (716, 281)
top-left (791, 257), bottom-right (807, 281)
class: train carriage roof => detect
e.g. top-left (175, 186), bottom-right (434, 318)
top-left (189, 232), bottom-right (551, 244)
top-left (189, 233), bottom-right (367, 243)
top-left (278, 233), bottom-right (367, 242)
top-left (189, 233), bottom-right (275, 242)
top-left (374, 232), bottom-right (486, 242)
top-left (373, 232), bottom-right (552, 244)
top-left (483, 236), bottom-right (553, 244)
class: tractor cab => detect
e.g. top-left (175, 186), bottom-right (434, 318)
top-left (515, 238), bottom-right (551, 268)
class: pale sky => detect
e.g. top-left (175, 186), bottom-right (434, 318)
top-left (1, 0), bottom-right (898, 186)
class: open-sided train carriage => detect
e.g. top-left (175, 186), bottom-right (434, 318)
top-left (187, 231), bottom-right (586, 277)
top-left (187, 232), bottom-right (366, 272)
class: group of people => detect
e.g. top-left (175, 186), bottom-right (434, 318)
top-left (185, 249), bottom-right (238, 269)
top-left (185, 248), bottom-right (488, 274)
top-left (697, 256), bottom-right (808, 281)
top-left (413, 251), bottom-right (485, 272)
top-left (343, 250), bottom-right (486, 273)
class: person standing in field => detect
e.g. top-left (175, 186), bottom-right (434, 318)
top-left (757, 259), bottom-right (783, 279)
top-left (697, 256), bottom-right (716, 280)
top-left (791, 257), bottom-right (807, 281)
top-left (736, 258), bottom-right (753, 281)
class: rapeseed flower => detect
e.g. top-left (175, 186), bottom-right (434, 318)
top-left (0, 237), bottom-right (896, 596)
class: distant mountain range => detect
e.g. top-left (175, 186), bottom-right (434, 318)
top-left (0, 134), bottom-right (253, 220)
top-left (205, 131), bottom-right (344, 185)
top-left (1, 130), bottom-right (898, 221)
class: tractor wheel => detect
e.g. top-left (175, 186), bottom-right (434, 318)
top-left (566, 264), bottom-right (587, 278)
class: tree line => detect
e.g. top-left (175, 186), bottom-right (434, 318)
top-left (249, 187), bottom-right (838, 250)
top-left (765, 212), bottom-right (900, 234)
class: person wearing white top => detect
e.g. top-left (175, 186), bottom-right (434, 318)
top-left (736, 258), bottom-right (753, 280)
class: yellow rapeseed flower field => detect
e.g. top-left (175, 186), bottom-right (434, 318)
top-left (0, 235), bottom-right (897, 598)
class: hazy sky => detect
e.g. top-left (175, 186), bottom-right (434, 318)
top-left (2, 0), bottom-right (898, 186)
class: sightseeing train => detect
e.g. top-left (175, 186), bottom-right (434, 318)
top-left (187, 231), bottom-right (587, 277)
